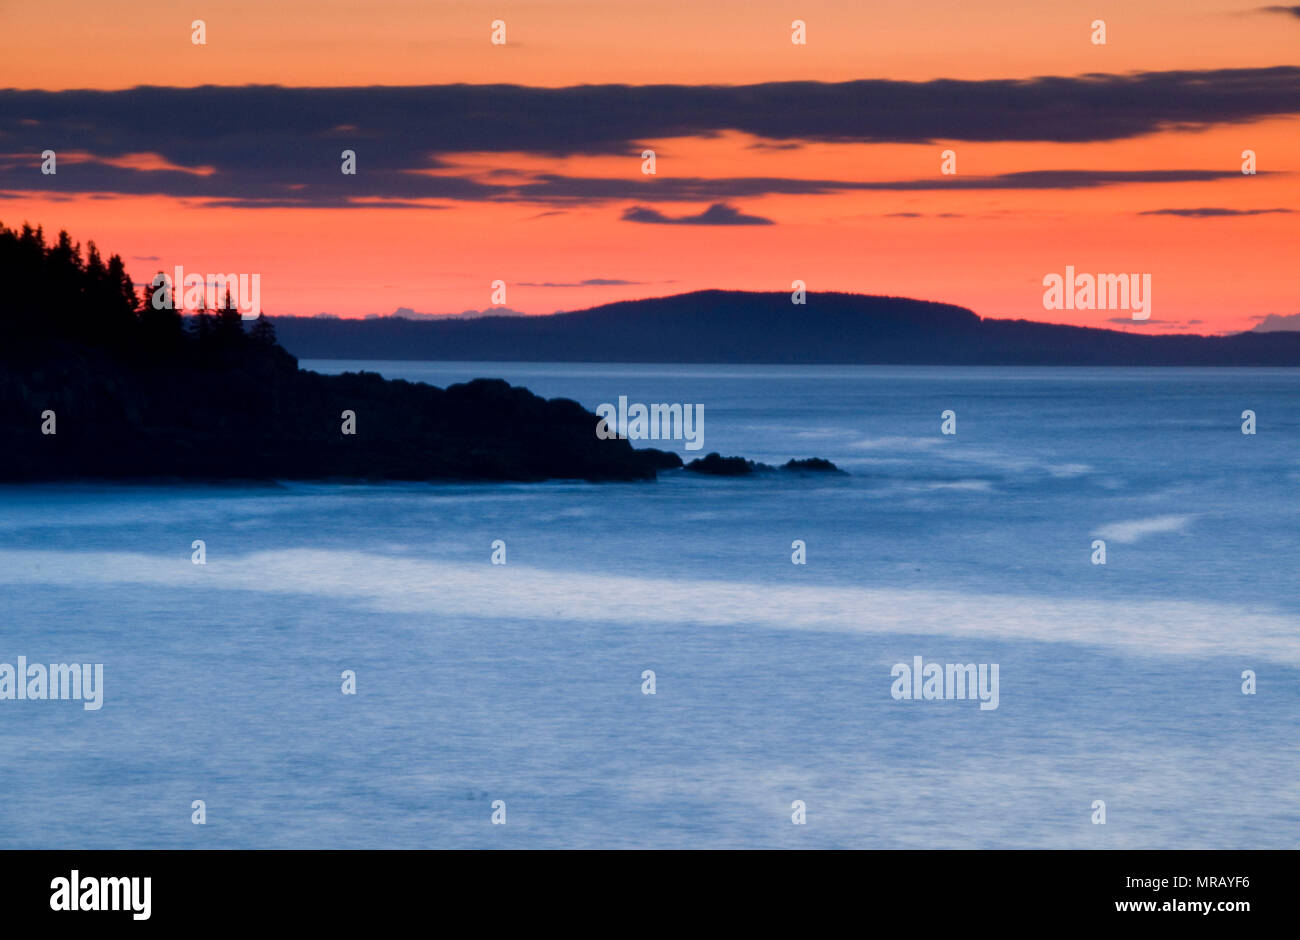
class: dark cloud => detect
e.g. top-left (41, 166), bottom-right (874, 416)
top-left (0, 160), bottom-right (1258, 208)
top-left (197, 198), bottom-right (453, 210)
top-left (1, 69), bottom-right (1294, 207)
top-left (1252, 313), bottom-right (1300, 331)
top-left (892, 169), bottom-right (1255, 190)
top-left (3, 68), bottom-right (1296, 160)
top-left (621, 203), bottom-right (775, 225)
top-left (517, 278), bottom-right (650, 287)
top-left (551, 169), bottom-right (1251, 201)
top-left (1138, 207), bottom-right (1293, 217)
top-left (370, 307), bottom-right (527, 320)
top-left (1255, 6), bottom-right (1300, 18)
top-left (1105, 318), bottom-right (1203, 328)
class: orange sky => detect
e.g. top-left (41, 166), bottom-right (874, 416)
top-left (1, 0), bottom-right (1296, 331)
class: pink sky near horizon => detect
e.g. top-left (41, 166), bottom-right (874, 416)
top-left (1, 0), bottom-right (1296, 332)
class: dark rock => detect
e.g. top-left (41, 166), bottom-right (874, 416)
top-left (0, 339), bottom-right (683, 483)
top-left (782, 457), bottom-right (845, 474)
top-left (684, 453), bottom-right (758, 476)
top-left (685, 453), bottom-right (845, 477)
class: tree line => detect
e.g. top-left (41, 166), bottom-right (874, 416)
top-left (0, 221), bottom-right (280, 363)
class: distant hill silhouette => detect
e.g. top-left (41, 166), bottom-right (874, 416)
top-left (270, 290), bottom-right (1300, 366)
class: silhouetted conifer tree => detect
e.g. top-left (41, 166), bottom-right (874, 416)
top-left (140, 271), bottom-right (183, 356)
top-left (249, 313), bottom-right (277, 346)
top-left (192, 299), bottom-right (216, 347)
top-left (0, 220), bottom-right (282, 363)
top-left (216, 287), bottom-right (244, 346)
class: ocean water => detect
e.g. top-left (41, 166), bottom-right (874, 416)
top-left (1, 362), bottom-right (1298, 848)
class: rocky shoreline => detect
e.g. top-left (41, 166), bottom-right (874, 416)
top-left (0, 224), bottom-right (839, 483)
top-left (2, 340), bottom-right (841, 484)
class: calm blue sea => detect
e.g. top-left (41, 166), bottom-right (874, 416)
top-left (1, 363), bottom-right (1297, 848)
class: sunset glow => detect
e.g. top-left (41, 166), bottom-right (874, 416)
top-left (2, 0), bottom-right (1296, 331)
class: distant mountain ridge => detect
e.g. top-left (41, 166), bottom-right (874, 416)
top-left (270, 290), bottom-right (1300, 366)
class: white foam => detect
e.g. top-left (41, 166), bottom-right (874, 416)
top-left (1094, 514), bottom-right (1193, 544)
top-left (2, 548), bottom-right (1297, 665)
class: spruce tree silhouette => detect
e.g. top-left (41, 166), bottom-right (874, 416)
top-left (217, 287), bottom-right (244, 344)
top-left (140, 272), bottom-right (184, 356)
top-left (0, 222), bottom-right (148, 355)
top-left (192, 299), bottom-right (216, 350)
top-left (0, 220), bottom-right (291, 367)
top-left (250, 313), bottom-right (277, 346)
